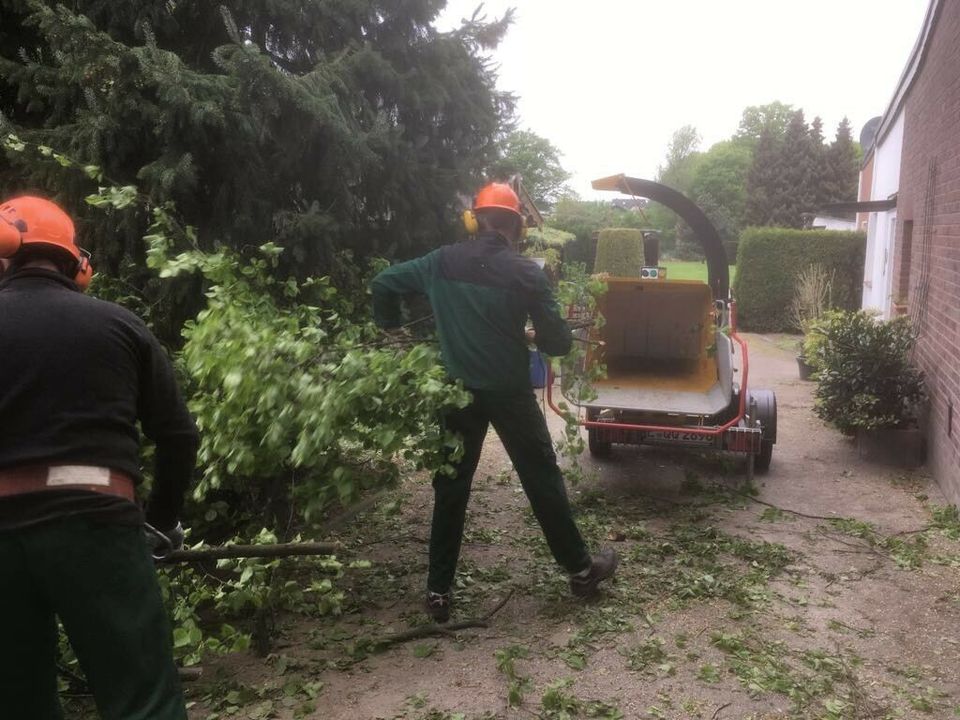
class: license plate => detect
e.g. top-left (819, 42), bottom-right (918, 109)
top-left (644, 430), bottom-right (714, 447)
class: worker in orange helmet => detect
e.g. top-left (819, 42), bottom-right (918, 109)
top-left (372, 181), bottom-right (617, 623)
top-left (0, 195), bottom-right (198, 718)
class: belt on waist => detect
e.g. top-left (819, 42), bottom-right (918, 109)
top-left (0, 465), bottom-right (136, 502)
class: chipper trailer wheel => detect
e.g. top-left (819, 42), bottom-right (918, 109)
top-left (748, 389), bottom-right (777, 473)
top-left (586, 409), bottom-right (612, 457)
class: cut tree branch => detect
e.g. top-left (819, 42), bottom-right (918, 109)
top-left (160, 541), bottom-right (341, 563)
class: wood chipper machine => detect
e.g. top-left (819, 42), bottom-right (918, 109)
top-left (546, 175), bottom-right (777, 477)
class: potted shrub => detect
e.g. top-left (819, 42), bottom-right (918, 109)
top-left (806, 310), bottom-right (925, 467)
top-left (790, 264), bottom-right (835, 380)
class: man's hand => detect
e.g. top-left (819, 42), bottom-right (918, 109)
top-left (145, 521), bottom-right (185, 560)
top-left (164, 522), bottom-right (185, 552)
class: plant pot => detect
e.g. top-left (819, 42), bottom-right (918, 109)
top-left (857, 427), bottom-right (925, 468)
top-left (796, 355), bottom-right (815, 381)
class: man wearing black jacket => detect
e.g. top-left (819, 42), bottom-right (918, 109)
top-left (0, 195), bottom-right (198, 719)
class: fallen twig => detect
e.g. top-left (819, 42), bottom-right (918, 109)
top-left (160, 541), bottom-right (341, 563)
top-left (370, 589), bottom-right (515, 650)
top-left (745, 496), bottom-right (841, 521)
top-left (710, 702), bottom-right (731, 719)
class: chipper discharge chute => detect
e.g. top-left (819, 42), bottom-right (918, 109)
top-left (546, 175), bottom-right (777, 476)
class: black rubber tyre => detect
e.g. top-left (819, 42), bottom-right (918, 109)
top-left (588, 428), bottom-right (612, 457)
top-left (749, 389), bottom-right (777, 474)
top-left (587, 409), bottom-right (612, 457)
top-left (755, 439), bottom-right (774, 472)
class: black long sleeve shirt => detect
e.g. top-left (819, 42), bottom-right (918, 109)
top-left (0, 269), bottom-right (199, 531)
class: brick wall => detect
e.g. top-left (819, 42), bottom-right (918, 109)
top-left (896, 0), bottom-right (960, 501)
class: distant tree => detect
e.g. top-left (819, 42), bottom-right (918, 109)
top-left (489, 129), bottom-right (571, 207)
top-left (735, 101), bottom-right (795, 145)
top-left (744, 126), bottom-right (782, 226)
top-left (653, 125), bottom-right (703, 257)
top-left (689, 140), bottom-right (752, 244)
top-left (657, 125), bottom-right (702, 192)
top-left (548, 198), bottom-right (648, 241)
top-left (769, 109), bottom-right (818, 227)
top-left (638, 202), bottom-right (681, 254)
top-left (809, 116), bottom-right (830, 210)
top-left (823, 117), bottom-right (860, 204)
top-left (547, 197), bottom-right (649, 267)
top-left (744, 110), bottom-right (818, 228)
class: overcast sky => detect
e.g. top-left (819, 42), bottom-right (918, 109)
top-left (436, 1), bottom-right (929, 198)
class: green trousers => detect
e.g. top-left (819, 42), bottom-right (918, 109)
top-left (0, 516), bottom-right (186, 720)
top-left (428, 390), bottom-right (590, 593)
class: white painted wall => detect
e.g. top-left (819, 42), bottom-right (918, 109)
top-left (862, 110), bottom-right (904, 316)
top-left (811, 216), bottom-right (858, 231)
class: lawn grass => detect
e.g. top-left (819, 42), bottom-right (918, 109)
top-left (662, 261), bottom-right (737, 284)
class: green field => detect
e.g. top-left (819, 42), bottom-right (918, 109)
top-left (662, 261), bottom-right (737, 284)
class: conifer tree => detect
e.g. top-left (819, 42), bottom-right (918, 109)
top-left (744, 125), bottom-right (781, 227)
top-left (768, 109), bottom-right (817, 228)
top-left (0, 1), bottom-right (513, 291)
top-left (809, 116), bottom-right (829, 210)
top-left (824, 117), bottom-right (860, 204)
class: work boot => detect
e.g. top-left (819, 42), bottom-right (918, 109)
top-left (569, 548), bottom-right (619, 598)
top-left (425, 590), bottom-right (451, 623)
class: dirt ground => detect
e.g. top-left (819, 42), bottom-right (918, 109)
top-left (185, 334), bottom-right (960, 720)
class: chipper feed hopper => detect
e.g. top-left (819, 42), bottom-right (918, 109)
top-left (546, 175), bottom-right (777, 477)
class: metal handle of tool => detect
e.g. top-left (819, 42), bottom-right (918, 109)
top-left (143, 521), bottom-right (182, 561)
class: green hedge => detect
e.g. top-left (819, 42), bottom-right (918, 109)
top-left (732, 227), bottom-right (865, 332)
top-left (593, 228), bottom-right (643, 276)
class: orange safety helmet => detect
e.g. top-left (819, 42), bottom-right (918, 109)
top-left (463, 182), bottom-right (527, 237)
top-left (0, 195), bottom-right (93, 290)
top-left (473, 182), bottom-right (522, 216)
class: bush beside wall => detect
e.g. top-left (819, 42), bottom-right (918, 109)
top-left (732, 227), bottom-right (866, 332)
top-left (593, 228), bottom-right (644, 277)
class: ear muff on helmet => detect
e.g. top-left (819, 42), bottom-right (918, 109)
top-left (0, 217), bottom-right (23, 257)
top-left (74, 250), bottom-right (93, 291)
top-left (462, 209), bottom-right (479, 235)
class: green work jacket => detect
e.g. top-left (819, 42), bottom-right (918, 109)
top-left (372, 232), bottom-right (572, 392)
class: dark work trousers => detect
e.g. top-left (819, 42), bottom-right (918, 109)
top-left (0, 516), bottom-right (186, 720)
top-left (428, 389), bottom-right (591, 593)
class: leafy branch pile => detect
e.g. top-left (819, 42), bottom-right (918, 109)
top-left (147, 235), bottom-right (470, 524)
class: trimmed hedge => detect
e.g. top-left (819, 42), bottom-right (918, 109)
top-left (527, 226), bottom-right (575, 248)
top-left (594, 228), bottom-right (643, 276)
top-left (732, 227), bottom-right (866, 332)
